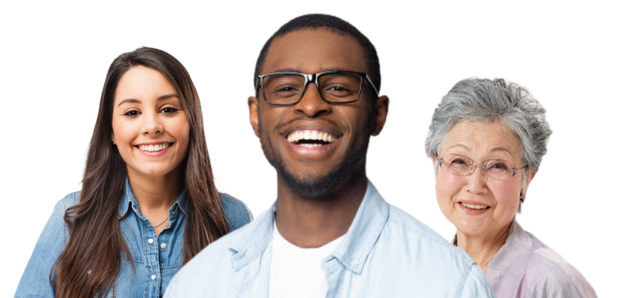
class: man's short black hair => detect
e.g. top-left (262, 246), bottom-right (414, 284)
top-left (254, 14), bottom-right (381, 95)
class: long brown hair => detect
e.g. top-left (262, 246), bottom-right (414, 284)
top-left (51, 47), bottom-right (229, 298)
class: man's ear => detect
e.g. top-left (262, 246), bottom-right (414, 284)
top-left (248, 96), bottom-right (261, 137)
top-left (371, 95), bottom-right (389, 136)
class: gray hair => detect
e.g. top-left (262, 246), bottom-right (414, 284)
top-left (425, 78), bottom-right (552, 173)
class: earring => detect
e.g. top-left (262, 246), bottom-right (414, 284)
top-left (519, 193), bottom-right (524, 203)
top-left (112, 138), bottom-right (115, 144)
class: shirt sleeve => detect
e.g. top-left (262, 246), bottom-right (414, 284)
top-left (460, 263), bottom-right (497, 298)
top-left (15, 195), bottom-right (74, 297)
top-left (527, 264), bottom-right (599, 298)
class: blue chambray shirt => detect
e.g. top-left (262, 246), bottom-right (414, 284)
top-left (16, 179), bottom-right (252, 298)
top-left (165, 181), bottom-right (496, 297)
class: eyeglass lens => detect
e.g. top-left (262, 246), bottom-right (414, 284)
top-left (442, 156), bottom-right (515, 179)
top-left (262, 72), bottom-right (363, 104)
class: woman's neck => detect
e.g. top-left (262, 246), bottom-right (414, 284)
top-left (456, 221), bottom-right (513, 273)
top-left (127, 168), bottom-right (184, 222)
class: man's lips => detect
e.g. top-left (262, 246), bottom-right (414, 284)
top-left (286, 130), bottom-right (338, 147)
top-left (278, 117), bottom-right (343, 147)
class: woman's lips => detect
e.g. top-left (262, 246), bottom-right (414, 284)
top-left (134, 142), bottom-right (173, 156)
top-left (457, 201), bottom-right (491, 215)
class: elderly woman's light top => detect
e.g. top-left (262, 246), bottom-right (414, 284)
top-left (425, 78), bottom-right (596, 298)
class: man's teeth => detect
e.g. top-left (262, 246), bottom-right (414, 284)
top-left (461, 202), bottom-right (489, 210)
top-left (138, 143), bottom-right (170, 152)
top-left (287, 130), bottom-right (336, 144)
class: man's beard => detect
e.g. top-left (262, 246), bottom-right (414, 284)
top-left (259, 119), bottom-right (373, 200)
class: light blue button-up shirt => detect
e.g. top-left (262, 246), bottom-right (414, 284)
top-left (165, 181), bottom-right (495, 297)
top-left (16, 179), bottom-right (252, 297)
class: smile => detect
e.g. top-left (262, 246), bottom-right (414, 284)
top-left (136, 143), bottom-right (172, 152)
top-left (460, 202), bottom-right (490, 210)
top-left (287, 130), bottom-right (337, 147)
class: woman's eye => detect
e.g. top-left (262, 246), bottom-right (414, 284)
top-left (124, 110), bottom-right (140, 117)
top-left (161, 107), bottom-right (179, 114)
top-left (450, 158), bottom-right (468, 165)
top-left (488, 161), bottom-right (508, 170)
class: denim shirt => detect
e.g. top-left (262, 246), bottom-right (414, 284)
top-left (165, 181), bottom-right (496, 298)
top-left (16, 179), bottom-right (252, 298)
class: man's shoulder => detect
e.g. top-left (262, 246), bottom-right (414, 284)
top-left (385, 205), bottom-right (458, 249)
top-left (189, 210), bottom-right (264, 265)
top-left (378, 204), bottom-right (476, 269)
top-left (165, 208), bottom-right (262, 297)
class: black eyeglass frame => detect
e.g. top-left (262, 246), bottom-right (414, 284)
top-left (256, 70), bottom-right (379, 106)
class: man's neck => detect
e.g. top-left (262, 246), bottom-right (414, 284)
top-left (274, 173), bottom-right (367, 248)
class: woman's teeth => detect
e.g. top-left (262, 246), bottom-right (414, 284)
top-left (138, 143), bottom-right (170, 152)
top-left (461, 202), bottom-right (489, 210)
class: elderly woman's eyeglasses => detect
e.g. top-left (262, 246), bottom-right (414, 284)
top-left (256, 70), bottom-right (378, 106)
top-left (437, 155), bottom-right (528, 180)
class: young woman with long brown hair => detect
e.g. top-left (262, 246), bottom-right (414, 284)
top-left (16, 47), bottom-right (251, 297)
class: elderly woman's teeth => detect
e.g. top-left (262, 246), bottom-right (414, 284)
top-left (461, 202), bottom-right (489, 210)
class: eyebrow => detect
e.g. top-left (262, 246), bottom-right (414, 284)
top-left (117, 94), bottom-right (180, 107)
top-left (445, 144), bottom-right (515, 157)
top-left (263, 68), bottom-right (353, 74)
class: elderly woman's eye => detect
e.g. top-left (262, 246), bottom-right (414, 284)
top-left (488, 161), bottom-right (509, 170)
top-left (450, 158), bottom-right (468, 165)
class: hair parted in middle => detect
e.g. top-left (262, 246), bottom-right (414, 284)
top-left (51, 47), bottom-right (229, 298)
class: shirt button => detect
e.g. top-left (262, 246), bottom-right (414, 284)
top-left (161, 243), bottom-right (167, 249)
top-left (151, 274), bottom-right (157, 280)
top-left (148, 238), bottom-right (154, 244)
top-left (171, 211), bottom-right (176, 215)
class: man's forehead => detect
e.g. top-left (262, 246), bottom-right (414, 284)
top-left (261, 28), bottom-right (369, 74)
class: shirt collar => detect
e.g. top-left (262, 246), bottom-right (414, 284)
top-left (117, 177), bottom-right (188, 219)
top-left (329, 181), bottom-right (389, 274)
top-left (227, 180), bottom-right (390, 274)
top-left (451, 216), bottom-right (532, 272)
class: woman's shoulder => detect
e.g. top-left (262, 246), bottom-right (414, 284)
top-left (519, 230), bottom-right (598, 297)
top-left (218, 192), bottom-right (252, 231)
top-left (42, 191), bottom-right (81, 226)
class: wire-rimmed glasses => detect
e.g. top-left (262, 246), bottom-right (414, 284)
top-left (256, 70), bottom-right (378, 105)
top-left (437, 155), bottom-right (528, 180)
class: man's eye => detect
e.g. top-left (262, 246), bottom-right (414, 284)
top-left (275, 86), bottom-right (300, 93)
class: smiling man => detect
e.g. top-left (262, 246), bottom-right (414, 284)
top-left (165, 14), bottom-right (495, 297)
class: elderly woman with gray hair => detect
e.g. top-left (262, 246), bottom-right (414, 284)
top-left (425, 78), bottom-right (596, 297)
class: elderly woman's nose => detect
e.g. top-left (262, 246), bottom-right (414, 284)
top-left (465, 167), bottom-right (487, 193)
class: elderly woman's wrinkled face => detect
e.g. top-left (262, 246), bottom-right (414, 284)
top-left (435, 120), bottom-right (527, 238)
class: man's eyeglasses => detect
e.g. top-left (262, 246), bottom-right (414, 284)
top-left (437, 155), bottom-right (528, 180)
top-left (256, 70), bottom-right (378, 106)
